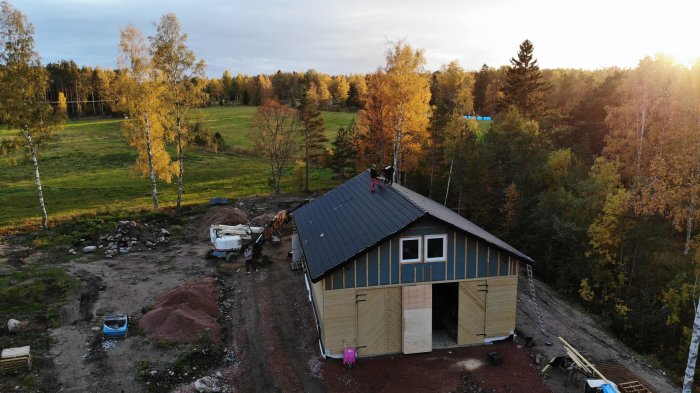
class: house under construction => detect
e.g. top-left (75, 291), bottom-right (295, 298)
top-left (292, 172), bottom-right (533, 357)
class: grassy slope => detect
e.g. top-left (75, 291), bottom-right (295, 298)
top-left (0, 106), bottom-right (355, 228)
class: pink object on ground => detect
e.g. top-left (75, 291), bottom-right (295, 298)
top-left (343, 344), bottom-right (358, 368)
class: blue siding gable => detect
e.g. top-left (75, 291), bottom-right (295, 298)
top-left (324, 217), bottom-right (519, 290)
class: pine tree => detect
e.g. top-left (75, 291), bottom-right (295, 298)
top-left (299, 83), bottom-right (328, 192)
top-left (473, 64), bottom-right (492, 115)
top-left (330, 120), bottom-right (360, 180)
top-left (499, 39), bottom-right (548, 120)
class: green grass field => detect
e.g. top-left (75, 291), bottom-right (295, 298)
top-left (0, 106), bottom-right (355, 229)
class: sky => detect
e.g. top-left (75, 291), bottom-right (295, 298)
top-left (15, 0), bottom-right (700, 77)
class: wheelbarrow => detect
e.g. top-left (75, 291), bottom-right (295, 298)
top-left (343, 340), bottom-right (358, 369)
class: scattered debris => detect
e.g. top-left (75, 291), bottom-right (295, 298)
top-left (193, 375), bottom-right (223, 392)
top-left (101, 340), bottom-right (119, 350)
top-left (209, 197), bottom-right (229, 206)
top-left (83, 245), bottom-right (97, 253)
top-left (98, 220), bottom-right (172, 258)
top-left (6, 318), bottom-right (21, 333)
top-left (223, 352), bottom-right (235, 366)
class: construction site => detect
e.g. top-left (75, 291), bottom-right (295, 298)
top-left (0, 189), bottom-right (681, 393)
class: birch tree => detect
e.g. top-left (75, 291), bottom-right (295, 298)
top-left (384, 41), bottom-right (431, 184)
top-left (0, 1), bottom-right (63, 228)
top-left (150, 13), bottom-right (206, 214)
top-left (111, 25), bottom-right (175, 209)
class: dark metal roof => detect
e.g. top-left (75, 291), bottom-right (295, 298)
top-left (293, 172), bottom-right (424, 282)
top-left (294, 172), bottom-right (533, 282)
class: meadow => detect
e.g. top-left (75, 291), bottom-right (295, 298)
top-left (0, 106), bottom-right (355, 229)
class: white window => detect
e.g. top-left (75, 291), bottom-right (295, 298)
top-left (400, 236), bottom-right (422, 263)
top-left (424, 234), bottom-right (447, 262)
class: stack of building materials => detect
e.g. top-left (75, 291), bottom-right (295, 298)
top-left (0, 346), bottom-right (31, 374)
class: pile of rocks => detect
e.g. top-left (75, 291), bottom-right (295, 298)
top-left (93, 220), bottom-right (171, 258)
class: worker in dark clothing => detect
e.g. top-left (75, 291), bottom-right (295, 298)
top-left (383, 165), bottom-right (394, 185)
top-left (370, 164), bottom-right (382, 192)
top-left (244, 246), bottom-right (258, 274)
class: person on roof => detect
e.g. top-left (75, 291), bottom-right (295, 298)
top-left (383, 165), bottom-right (394, 185)
top-left (369, 164), bottom-right (382, 192)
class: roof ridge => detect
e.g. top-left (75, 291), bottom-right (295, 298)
top-left (390, 182), bottom-right (428, 213)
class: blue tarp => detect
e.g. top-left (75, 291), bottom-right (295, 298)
top-left (464, 115), bottom-right (492, 121)
top-left (601, 384), bottom-right (617, 393)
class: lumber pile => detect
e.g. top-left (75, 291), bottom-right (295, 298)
top-left (618, 381), bottom-right (652, 393)
top-left (0, 346), bottom-right (31, 374)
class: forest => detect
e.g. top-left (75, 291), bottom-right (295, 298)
top-left (2, 0), bottom-right (700, 383)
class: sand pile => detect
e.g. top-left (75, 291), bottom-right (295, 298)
top-left (196, 206), bottom-right (249, 241)
top-left (139, 278), bottom-right (222, 344)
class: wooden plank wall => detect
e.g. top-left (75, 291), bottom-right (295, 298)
top-left (485, 276), bottom-right (517, 337)
top-left (402, 285), bottom-right (432, 354)
top-left (323, 288), bottom-right (357, 355)
top-left (312, 279), bottom-right (324, 324)
top-left (321, 277), bottom-right (518, 356)
top-left (357, 289), bottom-right (387, 356)
top-left (386, 287), bottom-right (402, 353)
top-left (458, 280), bottom-right (486, 345)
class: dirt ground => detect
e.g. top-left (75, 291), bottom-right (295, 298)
top-left (517, 272), bottom-right (678, 392)
top-left (0, 197), bottom-right (683, 392)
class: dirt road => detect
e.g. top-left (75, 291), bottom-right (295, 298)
top-left (517, 272), bottom-right (678, 392)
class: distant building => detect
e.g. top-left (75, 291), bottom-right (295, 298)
top-left (292, 172), bottom-right (533, 357)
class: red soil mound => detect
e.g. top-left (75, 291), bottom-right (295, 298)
top-left (139, 278), bottom-right (222, 344)
top-left (196, 206), bottom-right (249, 241)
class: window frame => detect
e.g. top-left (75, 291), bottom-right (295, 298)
top-left (424, 234), bottom-right (447, 262)
top-left (399, 236), bottom-right (422, 263)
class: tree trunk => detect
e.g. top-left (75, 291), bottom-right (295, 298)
top-left (683, 297), bottom-right (700, 392)
top-left (636, 88), bottom-right (648, 175)
top-left (24, 127), bottom-right (48, 228)
top-left (304, 131), bottom-right (310, 193)
top-left (445, 144), bottom-right (456, 206)
top-left (275, 164), bottom-right (283, 195)
top-left (686, 207), bottom-right (694, 255)
top-left (176, 117), bottom-right (184, 214)
top-left (144, 112), bottom-right (159, 209)
top-left (428, 140), bottom-right (436, 199)
top-left (392, 112), bottom-right (404, 185)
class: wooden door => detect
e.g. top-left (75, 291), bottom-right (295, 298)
top-left (356, 289), bottom-right (387, 356)
top-left (458, 280), bottom-right (487, 345)
top-left (485, 276), bottom-right (517, 337)
top-left (402, 285), bottom-right (432, 354)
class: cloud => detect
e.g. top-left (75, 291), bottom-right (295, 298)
top-left (15, 0), bottom-right (700, 77)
